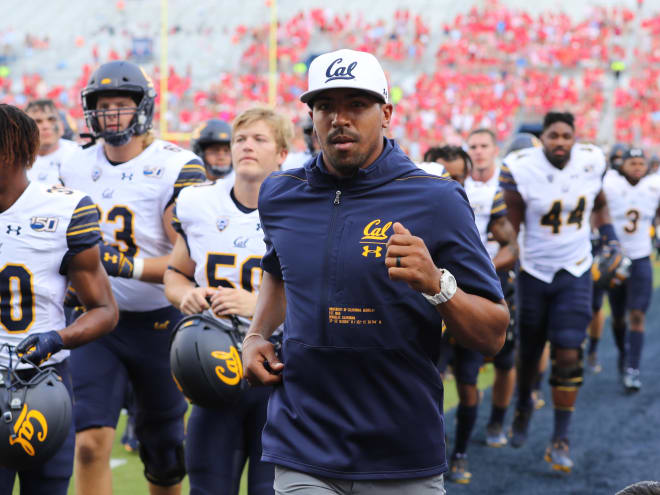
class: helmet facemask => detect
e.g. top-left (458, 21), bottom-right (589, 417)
top-left (82, 89), bottom-right (154, 147)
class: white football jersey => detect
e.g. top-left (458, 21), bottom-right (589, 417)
top-left (281, 151), bottom-right (314, 170)
top-left (465, 168), bottom-right (504, 260)
top-left (60, 139), bottom-right (205, 311)
top-left (604, 170), bottom-right (660, 259)
top-left (27, 139), bottom-right (79, 186)
top-left (415, 162), bottom-right (447, 177)
top-left (0, 182), bottom-right (101, 368)
top-left (173, 181), bottom-right (264, 294)
top-left (501, 144), bottom-right (606, 283)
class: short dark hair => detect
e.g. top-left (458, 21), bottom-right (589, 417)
top-left (0, 104), bottom-right (39, 170)
top-left (425, 145), bottom-right (472, 174)
top-left (616, 481), bottom-right (660, 495)
top-left (543, 111), bottom-right (575, 131)
top-left (468, 128), bottom-right (496, 143)
top-left (25, 98), bottom-right (58, 114)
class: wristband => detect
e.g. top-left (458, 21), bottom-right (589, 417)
top-left (132, 258), bottom-right (144, 280)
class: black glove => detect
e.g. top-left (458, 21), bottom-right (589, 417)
top-left (16, 331), bottom-right (64, 366)
top-left (99, 243), bottom-right (134, 278)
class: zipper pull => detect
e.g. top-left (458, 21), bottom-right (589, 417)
top-left (334, 190), bottom-right (342, 205)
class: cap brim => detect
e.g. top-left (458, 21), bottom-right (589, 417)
top-left (300, 87), bottom-right (387, 104)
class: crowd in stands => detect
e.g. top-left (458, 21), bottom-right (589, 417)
top-left (1, 0), bottom-right (658, 158)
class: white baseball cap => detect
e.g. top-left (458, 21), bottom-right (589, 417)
top-left (300, 49), bottom-right (389, 105)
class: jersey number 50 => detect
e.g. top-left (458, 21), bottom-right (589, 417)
top-left (206, 254), bottom-right (262, 292)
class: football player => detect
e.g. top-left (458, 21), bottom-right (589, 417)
top-left (24, 99), bottom-right (79, 185)
top-left (601, 148), bottom-right (659, 391)
top-left (164, 107), bottom-right (293, 495)
top-left (500, 111), bottom-right (619, 472)
top-left (587, 144), bottom-right (631, 373)
top-left (609, 143), bottom-right (628, 173)
top-left (0, 104), bottom-right (117, 495)
top-left (466, 130), bottom-right (519, 451)
top-left (191, 119), bottom-right (233, 181)
top-left (59, 61), bottom-right (206, 495)
top-left (434, 142), bottom-right (518, 483)
top-left (649, 154), bottom-right (660, 175)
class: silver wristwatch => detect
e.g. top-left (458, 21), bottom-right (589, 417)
top-left (422, 269), bottom-right (457, 305)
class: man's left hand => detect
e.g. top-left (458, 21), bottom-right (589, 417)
top-left (16, 331), bottom-right (64, 366)
top-left (209, 287), bottom-right (258, 318)
top-left (385, 222), bottom-right (441, 295)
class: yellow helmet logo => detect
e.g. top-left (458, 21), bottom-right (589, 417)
top-left (100, 78), bottom-right (112, 85)
top-left (8, 403), bottom-right (48, 457)
top-left (211, 346), bottom-right (243, 386)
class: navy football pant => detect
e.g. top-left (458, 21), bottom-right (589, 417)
top-left (608, 256), bottom-right (653, 319)
top-left (0, 361), bottom-right (74, 495)
top-left (186, 386), bottom-right (274, 495)
top-left (518, 269), bottom-right (592, 360)
top-left (71, 306), bottom-right (187, 480)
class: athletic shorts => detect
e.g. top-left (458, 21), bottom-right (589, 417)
top-left (608, 256), bottom-right (653, 319)
top-left (518, 269), bottom-right (592, 353)
top-left (71, 306), bottom-right (187, 450)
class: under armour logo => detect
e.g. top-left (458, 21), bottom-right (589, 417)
top-left (103, 252), bottom-right (118, 264)
top-left (6, 225), bottom-right (21, 236)
top-left (361, 245), bottom-right (382, 258)
top-left (325, 58), bottom-right (357, 82)
top-left (121, 173), bottom-right (133, 181)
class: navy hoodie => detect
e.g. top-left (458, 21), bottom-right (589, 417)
top-left (258, 138), bottom-right (503, 480)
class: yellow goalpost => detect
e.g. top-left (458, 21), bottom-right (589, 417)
top-left (158, 0), bottom-right (278, 142)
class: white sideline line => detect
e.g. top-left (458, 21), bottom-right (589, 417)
top-left (110, 459), bottom-right (127, 469)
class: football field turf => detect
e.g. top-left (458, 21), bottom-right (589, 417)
top-left (14, 264), bottom-right (660, 494)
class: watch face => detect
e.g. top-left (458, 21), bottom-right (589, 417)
top-left (445, 273), bottom-right (457, 292)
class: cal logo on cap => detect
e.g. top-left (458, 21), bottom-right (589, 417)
top-left (101, 78), bottom-right (112, 84)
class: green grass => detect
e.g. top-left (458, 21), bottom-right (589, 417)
top-left (15, 260), bottom-right (660, 494)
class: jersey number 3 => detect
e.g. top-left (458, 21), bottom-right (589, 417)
top-left (97, 205), bottom-right (139, 256)
top-left (540, 197), bottom-right (586, 234)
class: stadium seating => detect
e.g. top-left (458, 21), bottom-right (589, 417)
top-left (0, 0), bottom-right (657, 158)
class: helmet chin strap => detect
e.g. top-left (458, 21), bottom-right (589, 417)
top-left (103, 128), bottom-right (135, 147)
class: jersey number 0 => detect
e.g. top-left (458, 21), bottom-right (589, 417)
top-left (0, 264), bottom-right (34, 333)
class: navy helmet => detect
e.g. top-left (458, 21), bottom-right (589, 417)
top-left (609, 143), bottom-right (629, 171)
top-left (0, 360), bottom-right (72, 470)
top-left (191, 119), bottom-right (232, 178)
top-left (81, 61), bottom-right (156, 147)
top-left (169, 314), bottom-right (246, 408)
top-left (506, 133), bottom-right (541, 155)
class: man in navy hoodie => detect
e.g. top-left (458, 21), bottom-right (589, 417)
top-left (242, 49), bottom-right (509, 495)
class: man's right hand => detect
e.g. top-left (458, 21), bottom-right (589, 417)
top-left (242, 333), bottom-right (283, 386)
top-left (179, 287), bottom-right (217, 315)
